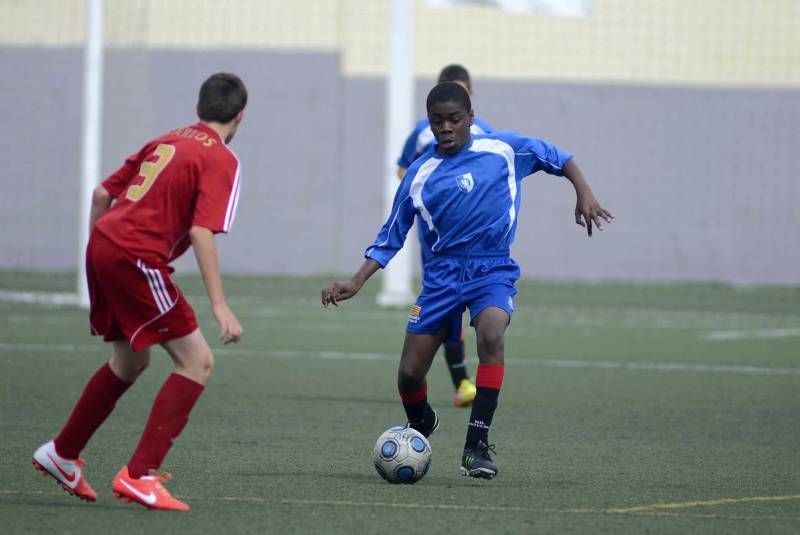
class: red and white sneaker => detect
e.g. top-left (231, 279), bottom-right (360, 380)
top-left (112, 466), bottom-right (190, 511)
top-left (32, 440), bottom-right (97, 502)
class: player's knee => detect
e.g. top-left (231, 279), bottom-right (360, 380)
top-left (194, 347), bottom-right (215, 381)
top-left (176, 346), bottom-right (214, 384)
top-left (477, 330), bottom-right (505, 361)
top-left (131, 356), bottom-right (150, 377)
top-left (397, 367), bottom-right (424, 391)
top-left (109, 352), bottom-right (150, 382)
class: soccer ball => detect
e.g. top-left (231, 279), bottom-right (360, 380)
top-left (372, 425), bottom-right (432, 484)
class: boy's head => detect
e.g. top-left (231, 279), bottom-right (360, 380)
top-left (197, 73), bottom-right (247, 141)
top-left (426, 82), bottom-right (474, 156)
top-left (437, 64), bottom-right (473, 95)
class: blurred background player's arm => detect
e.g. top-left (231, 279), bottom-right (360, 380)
top-left (396, 166), bottom-right (407, 180)
top-left (89, 185), bottom-right (113, 232)
top-left (190, 225), bottom-right (243, 344)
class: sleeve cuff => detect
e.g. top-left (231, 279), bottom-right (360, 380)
top-left (364, 250), bottom-right (387, 268)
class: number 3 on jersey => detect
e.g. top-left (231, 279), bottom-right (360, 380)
top-left (125, 144), bottom-right (176, 202)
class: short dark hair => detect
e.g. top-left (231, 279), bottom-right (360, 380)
top-left (437, 64), bottom-right (472, 92)
top-left (197, 73), bottom-right (247, 123)
top-left (426, 82), bottom-right (472, 114)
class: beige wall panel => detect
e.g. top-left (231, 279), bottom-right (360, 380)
top-left (410, 0), bottom-right (798, 86)
top-left (1, 0), bottom-right (797, 86)
top-left (0, 0), bottom-right (339, 49)
top-left (104, 0), bottom-right (339, 49)
top-left (0, 0), bottom-right (84, 46)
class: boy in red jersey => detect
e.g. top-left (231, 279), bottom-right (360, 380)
top-left (32, 73), bottom-right (247, 511)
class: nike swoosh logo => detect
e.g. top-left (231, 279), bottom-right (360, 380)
top-left (119, 479), bottom-right (157, 505)
top-left (46, 452), bottom-right (77, 483)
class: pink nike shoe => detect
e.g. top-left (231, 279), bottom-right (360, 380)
top-left (112, 466), bottom-right (189, 511)
top-left (32, 440), bottom-right (97, 502)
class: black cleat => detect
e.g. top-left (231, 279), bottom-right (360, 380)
top-left (408, 408), bottom-right (439, 438)
top-left (460, 441), bottom-right (498, 479)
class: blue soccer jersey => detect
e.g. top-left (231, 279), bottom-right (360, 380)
top-left (367, 131), bottom-right (573, 267)
top-left (397, 117), bottom-right (494, 170)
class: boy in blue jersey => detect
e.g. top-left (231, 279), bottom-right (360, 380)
top-left (396, 65), bottom-right (493, 409)
top-left (323, 82), bottom-right (613, 479)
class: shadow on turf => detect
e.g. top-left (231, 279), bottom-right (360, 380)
top-left (260, 393), bottom-right (397, 406)
top-left (230, 469), bottom-right (376, 483)
top-left (226, 469), bottom-right (499, 489)
top-left (3, 495), bottom-right (130, 511)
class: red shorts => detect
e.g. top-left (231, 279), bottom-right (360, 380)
top-left (86, 232), bottom-right (198, 351)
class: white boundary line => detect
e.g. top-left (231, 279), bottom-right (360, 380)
top-left (702, 328), bottom-right (800, 341)
top-left (3, 291), bottom-right (799, 335)
top-left (0, 291), bottom-right (79, 306)
top-left (0, 342), bottom-right (798, 376)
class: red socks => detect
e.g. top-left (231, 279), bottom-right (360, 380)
top-left (399, 381), bottom-right (428, 405)
top-left (475, 363), bottom-right (505, 390)
top-left (51, 364), bottom-right (204, 477)
top-left (54, 363), bottom-right (132, 459)
top-left (127, 373), bottom-right (204, 478)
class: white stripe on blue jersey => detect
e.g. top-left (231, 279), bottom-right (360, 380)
top-left (409, 157), bottom-right (444, 250)
top-left (469, 138), bottom-right (518, 238)
top-left (368, 131), bottom-right (573, 267)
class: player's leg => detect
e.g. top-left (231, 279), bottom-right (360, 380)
top-left (460, 306), bottom-right (508, 478)
top-left (406, 255), bottom-right (462, 436)
top-left (33, 235), bottom-right (149, 501)
top-left (399, 330), bottom-right (446, 437)
top-left (443, 312), bottom-right (477, 407)
top-left (459, 257), bottom-right (519, 479)
top-left (114, 329), bottom-right (211, 511)
top-left (33, 342), bottom-right (149, 501)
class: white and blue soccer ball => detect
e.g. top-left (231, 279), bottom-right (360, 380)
top-left (372, 425), bottom-right (432, 484)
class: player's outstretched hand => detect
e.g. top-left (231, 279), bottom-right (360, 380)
top-left (575, 189), bottom-right (614, 237)
top-left (213, 302), bottom-right (243, 344)
top-left (321, 279), bottom-right (361, 307)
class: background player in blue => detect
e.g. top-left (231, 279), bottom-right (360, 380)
top-left (322, 82), bottom-right (613, 479)
top-left (396, 64), bottom-right (494, 409)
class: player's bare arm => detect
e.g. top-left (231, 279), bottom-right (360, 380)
top-left (562, 159), bottom-right (614, 237)
top-left (321, 258), bottom-right (382, 307)
top-left (396, 166), bottom-right (407, 180)
top-left (89, 185), bottom-right (113, 231)
top-left (190, 225), bottom-right (243, 344)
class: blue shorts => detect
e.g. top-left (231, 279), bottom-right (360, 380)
top-left (418, 225), bottom-right (463, 343)
top-left (407, 252), bottom-right (520, 336)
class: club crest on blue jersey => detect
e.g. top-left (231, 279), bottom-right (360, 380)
top-left (409, 304), bottom-right (422, 324)
top-left (455, 172), bottom-right (474, 193)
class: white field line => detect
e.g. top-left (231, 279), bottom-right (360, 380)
top-left (3, 291), bottom-right (799, 332)
top-left (1, 342), bottom-right (798, 376)
top-left (702, 328), bottom-right (800, 341)
top-left (0, 290), bottom-right (79, 306)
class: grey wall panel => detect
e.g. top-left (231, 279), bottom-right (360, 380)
top-left (0, 48), bottom-right (83, 270)
top-left (101, 49), bottom-right (344, 276)
top-left (335, 77), bottom-right (388, 275)
top-left (445, 80), bottom-right (800, 283)
top-left (2, 47), bottom-right (798, 283)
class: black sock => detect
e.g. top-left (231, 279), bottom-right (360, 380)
top-left (444, 341), bottom-right (469, 388)
top-left (403, 398), bottom-right (430, 425)
top-left (404, 402), bottom-right (436, 435)
top-left (465, 387), bottom-right (500, 448)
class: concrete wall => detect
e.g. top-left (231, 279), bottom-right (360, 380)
top-left (1, 47), bottom-right (798, 283)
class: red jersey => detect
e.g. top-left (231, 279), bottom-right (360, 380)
top-left (95, 123), bottom-right (240, 265)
